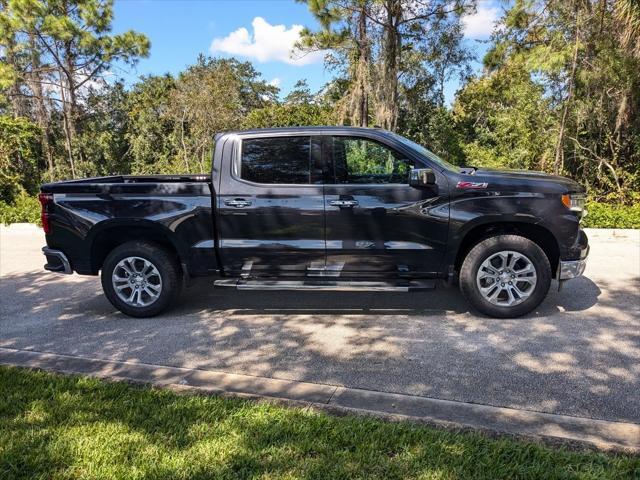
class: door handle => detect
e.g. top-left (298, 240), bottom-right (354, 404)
top-left (225, 199), bottom-right (252, 208)
top-left (330, 199), bottom-right (359, 208)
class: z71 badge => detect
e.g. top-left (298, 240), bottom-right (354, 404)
top-left (456, 181), bottom-right (488, 189)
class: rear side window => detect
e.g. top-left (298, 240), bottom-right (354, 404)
top-left (240, 136), bottom-right (311, 184)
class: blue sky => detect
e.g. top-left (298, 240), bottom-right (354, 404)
top-left (111, 0), bottom-right (502, 104)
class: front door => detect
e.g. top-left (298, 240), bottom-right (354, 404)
top-left (217, 134), bottom-right (325, 277)
top-left (323, 135), bottom-right (448, 277)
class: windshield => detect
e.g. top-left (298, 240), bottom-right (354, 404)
top-left (389, 132), bottom-right (459, 172)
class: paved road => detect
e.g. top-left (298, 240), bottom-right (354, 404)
top-left (1, 224), bottom-right (639, 424)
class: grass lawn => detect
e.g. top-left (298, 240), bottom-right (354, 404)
top-left (0, 366), bottom-right (638, 479)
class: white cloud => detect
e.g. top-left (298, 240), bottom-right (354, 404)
top-left (463, 2), bottom-right (500, 39)
top-left (268, 77), bottom-right (281, 88)
top-left (210, 17), bottom-right (324, 66)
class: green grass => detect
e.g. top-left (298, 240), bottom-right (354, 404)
top-left (0, 367), bottom-right (638, 479)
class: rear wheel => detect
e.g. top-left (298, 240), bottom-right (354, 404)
top-left (459, 235), bottom-right (551, 318)
top-left (101, 241), bottom-right (181, 317)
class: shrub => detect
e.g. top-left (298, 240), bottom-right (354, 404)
top-left (0, 116), bottom-right (42, 203)
top-left (0, 191), bottom-right (40, 225)
top-left (582, 201), bottom-right (640, 229)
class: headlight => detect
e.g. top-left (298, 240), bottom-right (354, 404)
top-left (561, 193), bottom-right (586, 218)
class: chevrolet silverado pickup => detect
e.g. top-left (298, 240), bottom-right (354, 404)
top-left (39, 127), bottom-right (589, 318)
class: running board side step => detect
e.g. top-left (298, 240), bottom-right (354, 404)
top-left (213, 279), bottom-right (436, 292)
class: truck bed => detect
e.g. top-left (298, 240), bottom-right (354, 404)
top-left (41, 174), bottom-right (212, 195)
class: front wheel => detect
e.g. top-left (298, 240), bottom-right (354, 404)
top-left (459, 235), bottom-right (551, 318)
top-left (101, 241), bottom-right (182, 318)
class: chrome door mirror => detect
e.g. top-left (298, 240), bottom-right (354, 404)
top-left (409, 168), bottom-right (436, 188)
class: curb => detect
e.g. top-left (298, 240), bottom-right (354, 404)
top-left (1, 347), bottom-right (638, 454)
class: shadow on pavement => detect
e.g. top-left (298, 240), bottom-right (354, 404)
top-left (1, 269), bottom-right (639, 424)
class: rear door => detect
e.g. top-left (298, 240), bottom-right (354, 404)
top-left (323, 134), bottom-right (449, 277)
top-left (217, 134), bottom-right (325, 277)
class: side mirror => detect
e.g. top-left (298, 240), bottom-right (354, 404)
top-left (409, 168), bottom-right (436, 188)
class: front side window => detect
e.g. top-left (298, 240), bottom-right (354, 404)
top-left (330, 136), bottom-right (414, 184)
top-left (240, 136), bottom-right (311, 184)
top-left (388, 131), bottom-right (458, 172)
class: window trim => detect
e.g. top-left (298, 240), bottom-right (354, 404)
top-left (232, 134), bottom-right (319, 188)
top-left (324, 135), bottom-right (419, 187)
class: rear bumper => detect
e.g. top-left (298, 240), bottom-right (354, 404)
top-left (42, 247), bottom-right (72, 274)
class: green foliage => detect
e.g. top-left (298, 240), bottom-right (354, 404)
top-left (466, 0), bottom-right (640, 202)
top-left (75, 81), bottom-right (131, 177)
top-left (0, 115), bottom-right (42, 203)
top-left (582, 201), bottom-right (640, 229)
top-left (0, 190), bottom-right (40, 225)
top-left (168, 57), bottom-right (277, 173)
top-left (1, 0), bottom-right (150, 178)
top-left (243, 103), bottom-right (335, 129)
top-left (453, 61), bottom-right (554, 171)
top-left (398, 76), bottom-right (466, 165)
top-left (122, 58), bottom-right (280, 176)
top-left (125, 74), bottom-right (179, 175)
top-left (1, 0), bottom-right (638, 228)
top-left (284, 79), bottom-right (314, 105)
top-left (2, 366), bottom-right (638, 479)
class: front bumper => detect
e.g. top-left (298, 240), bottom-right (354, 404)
top-left (558, 228), bottom-right (589, 280)
top-left (42, 247), bottom-right (72, 274)
top-left (558, 256), bottom-right (588, 279)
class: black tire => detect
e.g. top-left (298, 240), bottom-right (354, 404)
top-left (459, 235), bottom-right (551, 318)
top-left (101, 241), bottom-right (182, 318)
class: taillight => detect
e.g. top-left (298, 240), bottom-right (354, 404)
top-left (38, 192), bottom-right (53, 234)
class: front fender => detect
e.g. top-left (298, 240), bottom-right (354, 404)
top-left (444, 192), bottom-right (580, 269)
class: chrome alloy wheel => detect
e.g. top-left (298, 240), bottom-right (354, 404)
top-left (112, 256), bottom-right (162, 307)
top-left (476, 250), bottom-right (537, 307)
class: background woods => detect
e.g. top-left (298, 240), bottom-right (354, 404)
top-left (1, 0), bottom-right (639, 226)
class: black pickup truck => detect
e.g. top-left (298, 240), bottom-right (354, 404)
top-left (40, 127), bottom-right (589, 318)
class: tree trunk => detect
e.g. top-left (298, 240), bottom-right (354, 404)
top-left (58, 70), bottom-right (76, 178)
top-left (27, 33), bottom-right (54, 178)
top-left (180, 110), bottom-right (191, 172)
top-left (61, 0), bottom-right (84, 164)
top-left (63, 40), bottom-right (79, 144)
top-left (356, 4), bottom-right (369, 127)
top-left (554, 5), bottom-right (580, 175)
top-left (376, 0), bottom-right (402, 131)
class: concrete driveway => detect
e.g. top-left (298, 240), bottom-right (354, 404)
top-left (1, 224), bottom-right (639, 427)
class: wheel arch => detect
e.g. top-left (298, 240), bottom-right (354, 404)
top-left (88, 220), bottom-right (186, 275)
top-left (453, 221), bottom-right (560, 278)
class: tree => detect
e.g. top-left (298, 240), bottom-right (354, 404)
top-left (125, 74), bottom-right (179, 175)
top-left (1, 0), bottom-right (149, 177)
top-left (75, 81), bottom-right (129, 177)
top-left (615, 0), bottom-right (640, 58)
top-left (455, 0), bottom-right (640, 201)
top-left (284, 79), bottom-right (315, 105)
top-left (169, 58), bottom-right (243, 173)
top-left (298, 0), bottom-right (373, 127)
top-left (372, 0), bottom-right (475, 130)
top-left (168, 56), bottom-right (278, 173)
top-left (298, 0), bottom-right (475, 130)
top-left (453, 61), bottom-right (555, 170)
top-left (398, 74), bottom-right (464, 163)
top-left (243, 103), bottom-right (335, 129)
